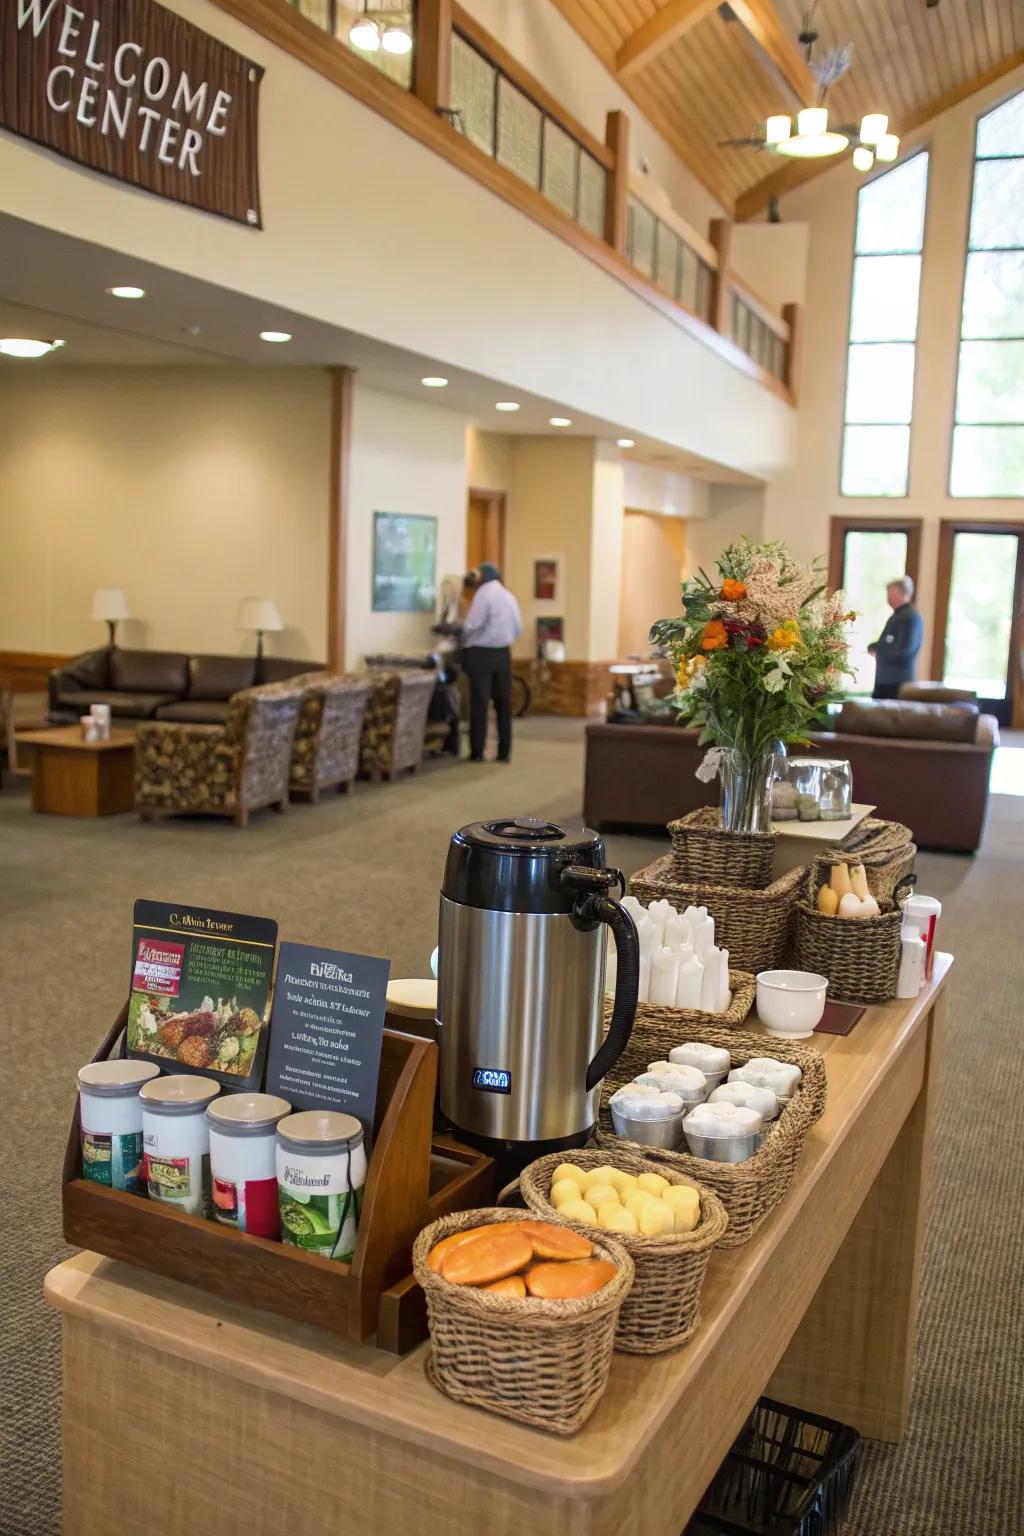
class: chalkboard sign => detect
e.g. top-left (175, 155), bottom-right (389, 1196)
top-left (265, 941), bottom-right (391, 1140)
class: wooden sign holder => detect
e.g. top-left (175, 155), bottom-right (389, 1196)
top-left (63, 1007), bottom-right (493, 1349)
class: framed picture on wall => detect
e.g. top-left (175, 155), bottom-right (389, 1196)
top-left (536, 616), bottom-right (564, 659)
top-left (534, 559), bottom-right (558, 601)
top-left (372, 513), bottom-right (438, 613)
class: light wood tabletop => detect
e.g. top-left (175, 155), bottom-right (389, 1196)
top-left (15, 726), bottom-right (135, 751)
top-left (46, 956), bottom-right (951, 1536)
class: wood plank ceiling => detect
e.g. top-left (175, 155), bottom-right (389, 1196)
top-left (550, 0), bottom-right (1024, 217)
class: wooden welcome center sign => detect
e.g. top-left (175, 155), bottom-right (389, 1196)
top-left (0, 0), bottom-right (263, 226)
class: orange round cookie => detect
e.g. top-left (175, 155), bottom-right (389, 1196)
top-left (483, 1274), bottom-right (528, 1298)
top-left (524, 1258), bottom-right (618, 1300)
top-left (440, 1225), bottom-right (534, 1286)
top-left (427, 1226), bottom-right (489, 1273)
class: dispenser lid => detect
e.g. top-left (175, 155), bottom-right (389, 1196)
top-left (442, 817), bottom-right (605, 914)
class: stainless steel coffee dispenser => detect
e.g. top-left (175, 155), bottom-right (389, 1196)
top-left (436, 817), bottom-right (640, 1161)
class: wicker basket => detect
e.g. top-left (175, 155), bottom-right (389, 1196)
top-left (668, 807), bottom-right (776, 890)
top-left (605, 972), bottom-right (755, 1039)
top-left (594, 1024), bottom-right (827, 1248)
top-left (412, 1207), bottom-right (633, 1436)
top-left (517, 1149), bottom-right (728, 1354)
top-left (629, 856), bottom-right (806, 974)
top-left (794, 897), bottom-right (902, 1006)
top-left (810, 817), bottom-right (916, 903)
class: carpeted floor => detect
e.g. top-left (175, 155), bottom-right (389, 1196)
top-left (0, 717), bottom-right (1021, 1535)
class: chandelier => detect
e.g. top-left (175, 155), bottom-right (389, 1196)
top-left (723, 7), bottom-right (899, 174)
top-left (349, 2), bottom-right (412, 56)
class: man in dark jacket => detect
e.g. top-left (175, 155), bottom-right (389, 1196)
top-left (868, 575), bottom-right (924, 698)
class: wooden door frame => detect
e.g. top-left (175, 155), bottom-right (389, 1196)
top-left (931, 518), bottom-right (1024, 724)
top-left (827, 516), bottom-right (923, 594)
top-left (467, 488), bottom-right (506, 571)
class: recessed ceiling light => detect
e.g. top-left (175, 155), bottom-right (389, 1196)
top-left (0, 337), bottom-right (63, 358)
top-left (549, 416), bottom-right (572, 427)
top-left (617, 438), bottom-right (635, 448)
top-left (421, 376), bottom-right (449, 388)
top-left (259, 330), bottom-right (292, 343)
top-left (108, 285), bottom-right (145, 300)
top-left (495, 401), bottom-right (520, 412)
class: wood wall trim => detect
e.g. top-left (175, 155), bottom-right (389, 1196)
top-left (413, 0), bottom-right (452, 113)
top-left (782, 301), bottom-right (802, 396)
top-left (450, 3), bottom-right (613, 169)
top-left (0, 650), bottom-right (70, 693)
top-left (604, 110), bottom-right (630, 253)
top-left (708, 219), bottom-right (732, 337)
top-left (206, 0), bottom-right (792, 405)
top-left (736, 50), bottom-right (1024, 221)
top-left (328, 367), bottom-right (354, 674)
top-left (826, 516), bottom-right (923, 595)
top-left (727, 0), bottom-right (817, 107)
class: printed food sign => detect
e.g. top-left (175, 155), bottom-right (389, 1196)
top-left (0, 0), bottom-right (263, 225)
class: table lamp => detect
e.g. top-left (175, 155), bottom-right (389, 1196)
top-left (91, 588), bottom-right (130, 647)
top-left (237, 596), bottom-right (283, 683)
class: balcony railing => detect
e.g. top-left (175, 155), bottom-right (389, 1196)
top-left (210, 0), bottom-right (799, 403)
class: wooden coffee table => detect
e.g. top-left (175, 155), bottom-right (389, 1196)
top-left (15, 726), bottom-right (136, 816)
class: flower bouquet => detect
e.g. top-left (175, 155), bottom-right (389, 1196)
top-left (651, 537), bottom-right (854, 833)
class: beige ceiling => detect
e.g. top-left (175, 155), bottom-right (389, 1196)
top-left (550, 0), bottom-right (1024, 216)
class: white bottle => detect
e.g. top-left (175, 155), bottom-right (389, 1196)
top-left (675, 949), bottom-right (703, 1009)
top-left (605, 935), bottom-right (617, 996)
top-left (649, 946), bottom-right (680, 1006)
top-left (699, 946), bottom-right (721, 1011)
top-left (716, 948), bottom-right (732, 1013)
top-left (638, 953), bottom-right (651, 1004)
top-left (692, 912), bottom-right (716, 957)
top-left (647, 899), bottom-right (677, 947)
top-left (896, 926), bottom-right (927, 999)
top-left (663, 913), bottom-right (691, 952)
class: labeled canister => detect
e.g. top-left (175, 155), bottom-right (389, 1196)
top-left (77, 1059), bottom-right (161, 1194)
top-left (207, 1092), bottom-right (292, 1239)
top-left (276, 1111), bottom-right (367, 1262)
top-left (140, 1074), bottom-right (220, 1216)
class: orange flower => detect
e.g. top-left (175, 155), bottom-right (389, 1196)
top-left (701, 620), bottom-right (729, 652)
top-left (721, 578), bottom-right (747, 601)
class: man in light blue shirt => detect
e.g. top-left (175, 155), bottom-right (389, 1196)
top-left (462, 563), bottom-right (523, 762)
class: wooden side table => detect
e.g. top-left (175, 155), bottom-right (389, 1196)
top-left (15, 727), bottom-right (136, 816)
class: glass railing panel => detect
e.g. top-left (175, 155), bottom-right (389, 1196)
top-left (655, 221), bottom-right (681, 297)
top-left (496, 76), bottom-right (543, 185)
top-left (577, 151), bottom-right (607, 238)
top-left (542, 117), bottom-right (577, 218)
top-left (450, 32), bottom-right (496, 154)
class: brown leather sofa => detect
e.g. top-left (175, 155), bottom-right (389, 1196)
top-left (49, 647), bottom-right (322, 725)
top-left (584, 697), bottom-right (999, 853)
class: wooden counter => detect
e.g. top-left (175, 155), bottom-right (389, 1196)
top-left (46, 957), bottom-right (951, 1536)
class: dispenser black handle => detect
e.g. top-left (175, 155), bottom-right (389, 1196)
top-left (559, 868), bottom-right (639, 1092)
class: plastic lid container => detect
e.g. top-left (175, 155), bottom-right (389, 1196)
top-left (610, 1087), bottom-right (684, 1121)
top-left (276, 1109), bottom-right (363, 1154)
top-left (77, 1060), bottom-right (161, 1097)
top-left (668, 1042), bottom-right (731, 1076)
top-left (683, 1102), bottom-right (763, 1137)
top-left (139, 1075), bottom-right (220, 1115)
top-left (637, 1064), bottom-right (707, 1101)
top-left (708, 1081), bottom-right (780, 1120)
top-left (206, 1092), bottom-right (292, 1135)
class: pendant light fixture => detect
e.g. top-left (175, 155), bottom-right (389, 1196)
top-left (381, 20), bottom-right (412, 54)
top-left (349, 2), bottom-right (381, 52)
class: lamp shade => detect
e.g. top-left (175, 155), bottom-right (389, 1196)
top-left (91, 587), bottom-right (129, 622)
top-left (237, 596), bottom-right (283, 633)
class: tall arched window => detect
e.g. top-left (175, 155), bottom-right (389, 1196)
top-left (950, 90), bottom-right (1024, 497)
top-left (841, 153), bottom-right (930, 498)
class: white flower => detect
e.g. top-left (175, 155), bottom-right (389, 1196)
top-left (688, 665), bottom-right (708, 693)
top-left (695, 747), bottom-right (723, 783)
top-left (764, 664), bottom-right (791, 693)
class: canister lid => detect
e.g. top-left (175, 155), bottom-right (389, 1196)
top-left (442, 817), bottom-right (605, 914)
top-left (78, 1060), bottom-right (161, 1097)
top-left (386, 978), bottom-right (437, 1017)
top-left (206, 1092), bottom-right (292, 1134)
top-left (140, 1074), bottom-right (220, 1114)
top-left (276, 1110), bottom-right (363, 1154)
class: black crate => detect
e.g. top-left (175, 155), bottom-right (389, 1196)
top-left (685, 1397), bottom-right (861, 1536)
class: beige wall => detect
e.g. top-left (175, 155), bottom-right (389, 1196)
top-left (346, 387), bottom-right (469, 664)
top-left (0, 0), bottom-right (793, 479)
top-left (0, 367), bottom-right (331, 659)
top-left (466, 430), bottom-right (515, 497)
top-left (502, 437), bottom-right (599, 660)
top-left (764, 65), bottom-right (1024, 670)
top-left (618, 510), bottom-right (686, 656)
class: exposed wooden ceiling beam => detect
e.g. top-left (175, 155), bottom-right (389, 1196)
top-left (726, 0), bottom-right (817, 107)
top-left (616, 0), bottom-right (719, 80)
top-left (735, 49), bottom-right (1024, 221)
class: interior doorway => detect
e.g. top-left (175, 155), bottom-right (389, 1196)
top-left (932, 520), bottom-right (1024, 727)
top-left (618, 509), bottom-right (686, 658)
top-left (466, 490), bottom-right (506, 573)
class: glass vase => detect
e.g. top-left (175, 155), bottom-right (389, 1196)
top-left (719, 746), bottom-right (776, 834)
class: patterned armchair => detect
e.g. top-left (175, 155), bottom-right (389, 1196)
top-left (359, 670), bottom-right (436, 782)
top-left (135, 681), bottom-right (303, 827)
top-left (289, 672), bottom-right (371, 801)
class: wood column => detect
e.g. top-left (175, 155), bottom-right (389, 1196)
top-left (414, 0), bottom-right (452, 113)
top-left (604, 110), bottom-right (631, 253)
top-left (328, 367), bottom-right (354, 675)
top-left (782, 300), bottom-right (802, 398)
top-left (708, 217), bottom-right (733, 337)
